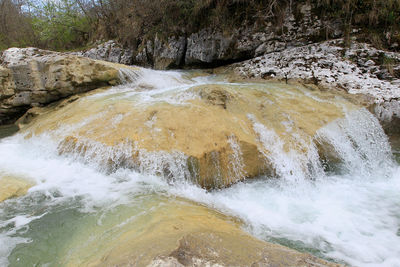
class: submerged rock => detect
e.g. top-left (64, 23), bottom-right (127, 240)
top-left (0, 47), bottom-right (124, 124)
top-left (60, 196), bottom-right (340, 267)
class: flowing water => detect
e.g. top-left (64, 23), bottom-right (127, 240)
top-left (0, 68), bottom-right (399, 266)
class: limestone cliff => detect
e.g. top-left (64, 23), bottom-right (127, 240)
top-left (76, 2), bottom-right (339, 69)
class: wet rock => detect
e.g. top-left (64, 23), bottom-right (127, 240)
top-left (22, 79), bottom-right (354, 189)
top-left (60, 197), bottom-right (340, 267)
top-left (199, 85), bottom-right (233, 109)
top-left (374, 99), bottom-right (400, 135)
top-left (165, 231), bottom-right (341, 267)
top-left (0, 47), bottom-right (122, 124)
top-left (0, 175), bottom-right (33, 202)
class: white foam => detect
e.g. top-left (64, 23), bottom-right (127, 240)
top-left (169, 167), bottom-right (400, 267)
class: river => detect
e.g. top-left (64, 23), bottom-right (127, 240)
top-left (0, 68), bottom-right (399, 266)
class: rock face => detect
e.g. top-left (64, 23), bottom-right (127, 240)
top-left (20, 76), bottom-right (357, 189)
top-left (77, 2), bottom-right (339, 69)
top-left (0, 47), bottom-right (122, 124)
top-left (76, 40), bottom-right (134, 65)
top-left (60, 196), bottom-right (340, 267)
top-left (232, 39), bottom-right (400, 135)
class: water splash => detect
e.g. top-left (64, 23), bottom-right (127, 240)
top-left (248, 114), bottom-right (322, 182)
top-left (316, 108), bottom-right (393, 177)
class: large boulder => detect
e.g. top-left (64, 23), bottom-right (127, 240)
top-left (153, 36), bottom-right (187, 69)
top-left (0, 47), bottom-right (123, 124)
top-left (20, 78), bottom-right (355, 189)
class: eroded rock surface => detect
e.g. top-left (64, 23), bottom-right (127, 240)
top-left (0, 47), bottom-right (123, 124)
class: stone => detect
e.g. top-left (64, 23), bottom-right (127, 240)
top-left (0, 66), bottom-right (15, 99)
top-left (59, 196), bottom-right (340, 267)
top-left (374, 99), bottom-right (400, 135)
top-left (185, 29), bottom-right (235, 67)
top-left (21, 80), bottom-right (355, 189)
top-left (153, 36), bottom-right (186, 69)
top-left (232, 39), bottom-right (400, 135)
top-left (73, 2), bottom-right (338, 69)
top-left (0, 175), bottom-right (33, 202)
top-left (0, 47), bottom-right (125, 124)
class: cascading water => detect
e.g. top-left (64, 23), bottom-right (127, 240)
top-left (0, 67), bottom-right (399, 267)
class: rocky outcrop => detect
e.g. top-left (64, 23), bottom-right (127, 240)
top-left (132, 35), bottom-right (187, 69)
top-left (76, 40), bottom-right (134, 65)
top-left (0, 47), bottom-right (122, 124)
top-left (232, 39), bottom-right (400, 135)
top-left (77, 2), bottom-right (340, 69)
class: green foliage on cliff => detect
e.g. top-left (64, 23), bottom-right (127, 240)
top-left (30, 0), bottom-right (91, 50)
top-left (0, 0), bottom-right (399, 51)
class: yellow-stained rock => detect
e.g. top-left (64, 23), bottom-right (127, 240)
top-left (0, 175), bottom-right (33, 202)
top-left (21, 80), bottom-right (359, 188)
top-left (0, 47), bottom-right (139, 124)
top-left (60, 196), bottom-right (340, 267)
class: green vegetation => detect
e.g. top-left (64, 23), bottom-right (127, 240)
top-left (315, 0), bottom-right (400, 48)
top-left (30, 0), bottom-right (91, 50)
top-left (0, 0), bottom-right (399, 51)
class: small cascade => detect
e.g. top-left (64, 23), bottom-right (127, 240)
top-left (248, 114), bottom-right (323, 182)
top-left (118, 67), bottom-right (197, 89)
top-left (118, 68), bottom-right (140, 84)
top-left (227, 135), bottom-right (247, 184)
top-left (315, 108), bottom-right (393, 177)
top-left (58, 136), bottom-right (192, 183)
top-left (58, 136), bottom-right (136, 172)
